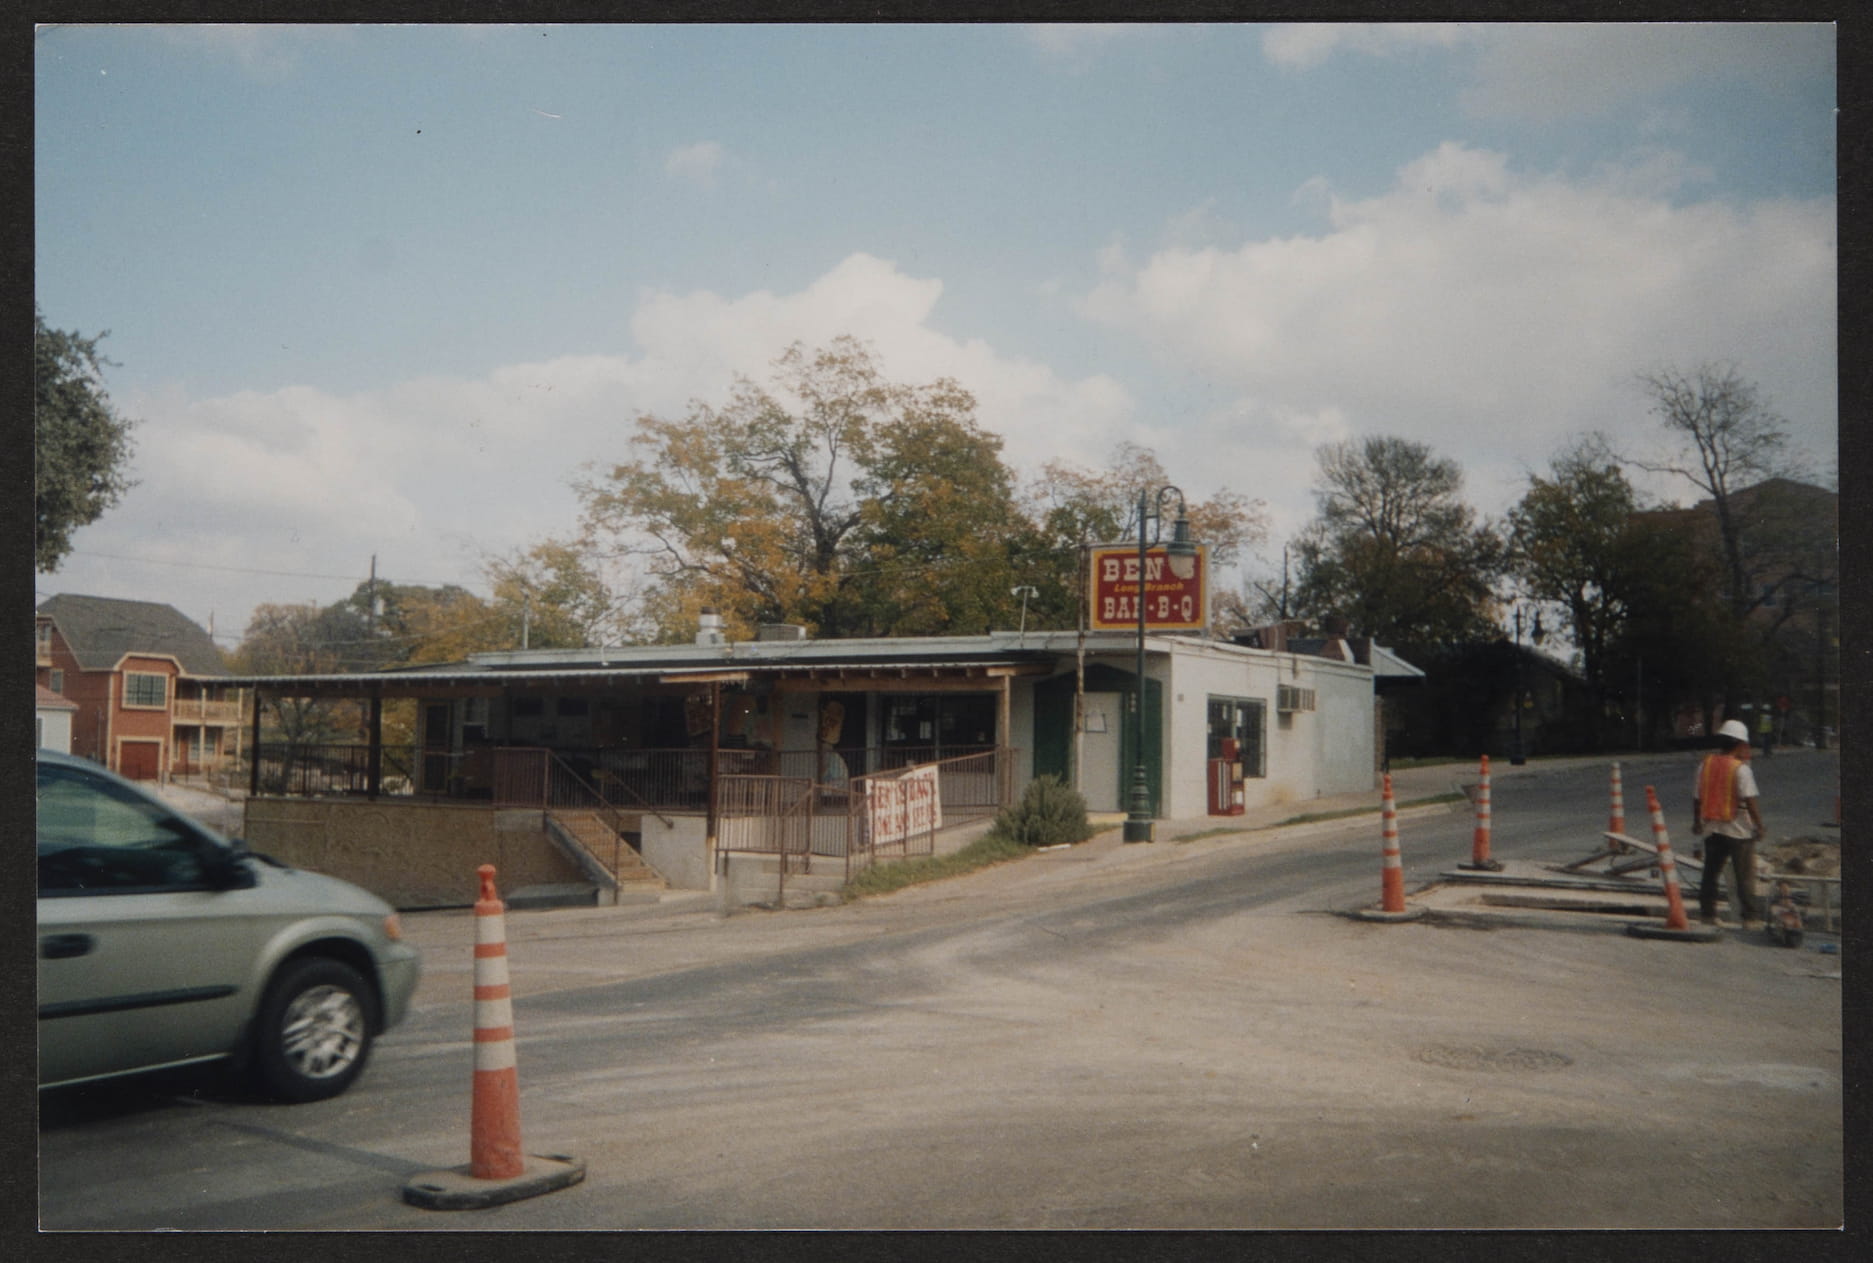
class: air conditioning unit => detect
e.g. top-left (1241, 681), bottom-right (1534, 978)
top-left (1277, 685), bottom-right (1317, 714)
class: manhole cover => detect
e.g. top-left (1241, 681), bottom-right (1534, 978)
top-left (1412, 1044), bottom-right (1574, 1073)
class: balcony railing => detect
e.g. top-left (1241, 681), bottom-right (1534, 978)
top-left (173, 699), bottom-right (243, 727)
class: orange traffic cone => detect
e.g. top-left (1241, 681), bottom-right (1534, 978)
top-left (1353, 774), bottom-right (1425, 921)
top-left (471, 864), bottom-right (524, 1179)
top-left (1646, 787), bottom-right (1691, 931)
top-left (1625, 787), bottom-right (1718, 942)
top-left (1382, 773), bottom-right (1406, 912)
top-left (403, 866), bottom-right (585, 1210)
top-left (1460, 754), bottom-right (1503, 871)
top-left (1608, 762), bottom-right (1628, 853)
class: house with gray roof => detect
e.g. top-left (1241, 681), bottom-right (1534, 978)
top-left (35, 594), bottom-right (241, 780)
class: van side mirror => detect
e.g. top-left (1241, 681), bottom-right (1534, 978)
top-left (203, 845), bottom-right (258, 891)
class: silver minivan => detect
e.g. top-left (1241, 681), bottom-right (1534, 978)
top-left (36, 749), bottom-right (420, 1102)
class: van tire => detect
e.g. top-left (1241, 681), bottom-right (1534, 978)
top-left (252, 958), bottom-right (375, 1102)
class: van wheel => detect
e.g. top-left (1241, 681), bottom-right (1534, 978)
top-left (252, 958), bottom-right (374, 1102)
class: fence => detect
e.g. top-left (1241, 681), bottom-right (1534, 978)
top-left (244, 742), bottom-right (1013, 823)
top-left (713, 747), bottom-right (1016, 888)
top-left (251, 743), bottom-right (422, 797)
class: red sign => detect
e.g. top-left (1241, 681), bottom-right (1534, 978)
top-left (1089, 544), bottom-right (1209, 631)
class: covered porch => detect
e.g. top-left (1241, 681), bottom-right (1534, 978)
top-left (229, 653), bottom-right (1044, 905)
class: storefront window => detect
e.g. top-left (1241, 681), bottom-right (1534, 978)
top-left (1207, 696), bottom-right (1266, 778)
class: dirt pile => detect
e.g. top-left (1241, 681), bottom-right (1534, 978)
top-left (1764, 836), bottom-right (1840, 878)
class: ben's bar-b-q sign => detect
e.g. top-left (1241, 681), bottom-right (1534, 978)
top-left (1088, 545), bottom-right (1208, 631)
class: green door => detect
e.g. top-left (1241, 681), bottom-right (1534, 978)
top-left (1033, 665), bottom-right (1161, 815)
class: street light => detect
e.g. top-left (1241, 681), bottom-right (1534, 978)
top-left (1124, 486), bottom-right (1198, 843)
top-left (1510, 602), bottom-right (1545, 766)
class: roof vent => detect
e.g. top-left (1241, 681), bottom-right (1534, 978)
top-left (756, 623), bottom-right (807, 642)
top-left (696, 609), bottom-right (726, 647)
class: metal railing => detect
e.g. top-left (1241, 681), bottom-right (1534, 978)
top-left (243, 742), bottom-right (1013, 821)
top-left (251, 743), bottom-right (421, 797)
top-left (714, 747), bottom-right (1017, 887)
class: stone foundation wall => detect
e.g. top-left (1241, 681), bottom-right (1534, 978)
top-left (241, 798), bottom-right (587, 908)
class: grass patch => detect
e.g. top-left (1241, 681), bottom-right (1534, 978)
top-left (840, 832), bottom-right (1036, 900)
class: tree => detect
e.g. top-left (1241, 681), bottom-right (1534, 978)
top-left (1635, 364), bottom-right (1836, 726)
top-left (576, 337), bottom-right (1034, 640)
top-left (1507, 436), bottom-right (1658, 748)
top-left (35, 308), bottom-right (137, 572)
top-left (482, 538), bottom-right (620, 649)
top-left (1022, 441), bottom-right (1267, 633)
top-left (230, 603), bottom-right (362, 745)
top-left (1636, 362), bottom-right (1800, 619)
top-left (845, 388), bottom-right (1031, 636)
top-left (1291, 436), bottom-right (1504, 649)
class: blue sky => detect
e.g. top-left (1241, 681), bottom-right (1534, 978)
top-left (35, 22), bottom-right (1837, 647)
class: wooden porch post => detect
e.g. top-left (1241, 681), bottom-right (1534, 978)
top-left (998, 674), bottom-right (1013, 804)
top-left (249, 690), bottom-right (263, 797)
top-left (706, 682), bottom-right (722, 886)
top-left (367, 686), bottom-right (383, 800)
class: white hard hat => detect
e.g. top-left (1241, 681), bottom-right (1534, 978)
top-left (1717, 719), bottom-right (1750, 744)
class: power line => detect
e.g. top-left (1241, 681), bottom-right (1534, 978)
top-left (65, 549), bottom-right (466, 586)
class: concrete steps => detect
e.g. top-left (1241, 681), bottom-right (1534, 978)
top-left (546, 809), bottom-right (668, 901)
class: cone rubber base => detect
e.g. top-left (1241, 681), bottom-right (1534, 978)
top-left (1458, 860), bottom-right (1504, 872)
top-left (403, 1154), bottom-right (586, 1210)
top-left (1349, 904), bottom-right (1427, 923)
top-left (1624, 922), bottom-right (1723, 943)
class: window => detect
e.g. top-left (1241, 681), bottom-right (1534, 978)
top-left (37, 621), bottom-right (53, 658)
top-left (556, 697), bottom-right (589, 717)
top-left (50, 669), bottom-right (64, 693)
top-left (1207, 697), bottom-right (1267, 778)
top-left (36, 760), bottom-right (209, 894)
top-left (881, 694), bottom-right (997, 757)
top-left (123, 672), bottom-right (168, 709)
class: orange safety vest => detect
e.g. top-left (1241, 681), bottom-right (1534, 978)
top-left (1697, 754), bottom-right (1741, 823)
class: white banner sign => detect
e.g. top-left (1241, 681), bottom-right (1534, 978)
top-left (867, 764), bottom-right (942, 846)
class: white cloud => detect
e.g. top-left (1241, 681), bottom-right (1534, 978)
top-left (1261, 23), bottom-right (1475, 70)
top-left (664, 140), bottom-right (726, 185)
top-left (1080, 141), bottom-right (1836, 524)
top-left (1462, 23), bottom-right (1834, 121)
top-left (1024, 23), bottom-right (1140, 66)
top-left (63, 254), bottom-right (1134, 637)
top-left (147, 24), bottom-right (355, 78)
top-left (1263, 22), bottom-right (1834, 122)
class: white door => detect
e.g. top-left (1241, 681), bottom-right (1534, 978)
top-left (1079, 692), bottom-right (1123, 812)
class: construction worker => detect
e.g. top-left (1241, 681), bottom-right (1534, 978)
top-left (1692, 718), bottom-right (1766, 930)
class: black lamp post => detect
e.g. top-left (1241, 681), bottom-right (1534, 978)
top-left (1509, 603), bottom-right (1545, 766)
top-left (1123, 486), bottom-right (1198, 844)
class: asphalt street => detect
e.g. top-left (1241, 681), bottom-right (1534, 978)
top-left (37, 749), bottom-right (1844, 1230)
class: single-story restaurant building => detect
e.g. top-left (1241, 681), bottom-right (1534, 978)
top-left (227, 623), bottom-right (1420, 908)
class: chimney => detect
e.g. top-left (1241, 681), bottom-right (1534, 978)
top-left (696, 608), bottom-right (725, 647)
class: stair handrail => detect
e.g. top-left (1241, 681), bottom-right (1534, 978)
top-left (545, 750), bottom-right (674, 832)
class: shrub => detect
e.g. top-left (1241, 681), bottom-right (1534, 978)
top-left (991, 775), bottom-right (1093, 849)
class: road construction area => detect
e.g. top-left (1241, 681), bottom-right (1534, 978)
top-left (39, 751), bottom-right (1843, 1230)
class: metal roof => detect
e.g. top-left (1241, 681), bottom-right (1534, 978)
top-left (226, 658), bottom-right (1051, 692)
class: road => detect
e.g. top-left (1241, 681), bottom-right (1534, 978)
top-left (38, 751), bottom-right (1843, 1229)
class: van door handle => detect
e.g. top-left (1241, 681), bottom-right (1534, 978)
top-left (41, 933), bottom-right (95, 959)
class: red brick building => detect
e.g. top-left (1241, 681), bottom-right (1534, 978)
top-left (35, 594), bottom-right (242, 780)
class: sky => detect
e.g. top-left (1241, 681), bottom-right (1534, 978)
top-left (33, 21), bottom-right (1838, 652)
